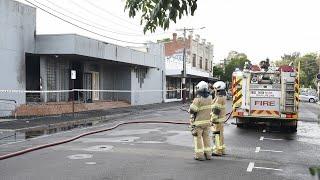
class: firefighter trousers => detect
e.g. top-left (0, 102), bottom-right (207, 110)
top-left (212, 123), bottom-right (225, 155)
top-left (193, 126), bottom-right (212, 160)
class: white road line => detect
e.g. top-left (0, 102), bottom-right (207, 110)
top-left (247, 162), bottom-right (283, 172)
top-left (264, 137), bottom-right (284, 141)
top-left (247, 162), bottom-right (255, 172)
top-left (259, 136), bottom-right (283, 141)
top-left (260, 149), bottom-right (283, 153)
top-left (255, 147), bottom-right (261, 153)
top-left (254, 166), bottom-right (283, 171)
top-left (255, 146), bottom-right (283, 153)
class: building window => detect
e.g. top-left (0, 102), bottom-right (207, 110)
top-left (166, 77), bottom-right (181, 99)
top-left (192, 54), bottom-right (196, 67)
top-left (199, 57), bottom-right (203, 69)
top-left (205, 59), bottom-right (208, 71)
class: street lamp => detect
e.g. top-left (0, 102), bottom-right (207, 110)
top-left (176, 26), bottom-right (206, 103)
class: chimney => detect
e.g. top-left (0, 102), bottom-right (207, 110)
top-left (173, 33), bottom-right (177, 42)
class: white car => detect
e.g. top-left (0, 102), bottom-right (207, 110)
top-left (299, 94), bottom-right (319, 103)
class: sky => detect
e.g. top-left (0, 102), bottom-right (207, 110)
top-left (20, 0), bottom-right (320, 64)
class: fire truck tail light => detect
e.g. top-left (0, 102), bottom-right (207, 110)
top-left (286, 114), bottom-right (293, 118)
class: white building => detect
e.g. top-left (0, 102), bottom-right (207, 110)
top-left (0, 0), bottom-right (165, 116)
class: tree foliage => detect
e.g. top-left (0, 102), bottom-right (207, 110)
top-left (275, 52), bottom-right (320, 88)
top-left (222, 55), bottom-right (250, 84)
top-left (212, 66), bottom-right (224, 79)
top-left (125, 0), bottom-right (198, 33)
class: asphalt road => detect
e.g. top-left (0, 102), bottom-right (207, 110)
top-left (0, 101), bottom-right (319, 180)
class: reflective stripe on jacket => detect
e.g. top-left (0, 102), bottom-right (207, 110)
top-left (189, 96), bottom-right (213, 126)
top-left (211, 96), bottom-right (226, 123)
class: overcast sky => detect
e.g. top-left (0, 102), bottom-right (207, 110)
top-left (21, 0), bottom-right (320, 64)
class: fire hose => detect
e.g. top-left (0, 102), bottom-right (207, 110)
top-left (0, 110), bottom-right (234, 161)
top-left (0, 120), bottom-right (190, 161)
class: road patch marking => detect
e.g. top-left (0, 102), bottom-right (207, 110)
top-left (255, 147), bottom-right (283, 153)
top-left (85, 145), bottom-right (113, 152)
top-left (247, 162), bottom-right (283, 172)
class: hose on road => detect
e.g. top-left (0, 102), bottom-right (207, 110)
top-left (0, 109), bottom-right (234, 161)
top-left (0, 120), bottom-right (189, 161)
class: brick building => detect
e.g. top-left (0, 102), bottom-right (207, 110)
top-left (164, 33), bottom-right (216, 101)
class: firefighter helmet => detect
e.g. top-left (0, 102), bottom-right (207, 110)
top-left (196, 81), bottom-right (209, 92)
top-left (213, 81), bottom-right (226, 91)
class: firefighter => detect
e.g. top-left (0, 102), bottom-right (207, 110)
top-left (211, 81), bottom-right (227, 156)
top-left (208, 83), bottom-right (215, 99)
top-left (189, 81), bottom-right (213, 161)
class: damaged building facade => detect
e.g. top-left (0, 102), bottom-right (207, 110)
top-left (0, 0), bottom-right (165, 116)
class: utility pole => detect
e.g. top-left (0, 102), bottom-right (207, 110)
top-left (182, 27), bottom-right (187, 104)
top-left (176, 27), bottom-right (205, 103)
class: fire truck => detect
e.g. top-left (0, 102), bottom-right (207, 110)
top-left (232, 60), bottom-right (300, 131)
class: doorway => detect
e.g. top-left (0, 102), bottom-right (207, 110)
top-left (25, 54), bottom-right (40, 102)
top-left (83, 72), bottom-right (99, 102)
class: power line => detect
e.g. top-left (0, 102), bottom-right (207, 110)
top-left (43, 0), bottom-right (143, 36)
top-left (24, 0), bottom-right (146, 45)
top-left (33, 0), bottom-right (148, 37)
top-left (81, 0), bottom-right (174, 37)
top-left (69, 0), bottom-right (142, 33)
top-left (82, 0), bottom-right (141, 28)
top-left (43, 0), bottom-right (172, 38)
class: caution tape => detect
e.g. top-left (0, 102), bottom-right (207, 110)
top-left (0, 89), bottom-right (187, 93)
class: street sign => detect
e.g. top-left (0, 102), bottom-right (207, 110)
top-left (71, 70), bottom-right (76, 80)
top-left (317, 73), bottom-right (320, 80)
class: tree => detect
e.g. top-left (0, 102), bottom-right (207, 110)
top-left (298, 53), bottom-right (319, 88)
top-left (222, 55), bottom-right (250, 84)
top-left (212, 66), bottom-right (224, 79)
top-left (275, 52), bottom-right (319, 88)
top-left (275, 52), bottom-right (300, 66)
top-left (125, 0), bottom-right (198, 33)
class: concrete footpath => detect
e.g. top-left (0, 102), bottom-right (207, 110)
top-left (0, 102), bottom-right (186, 132)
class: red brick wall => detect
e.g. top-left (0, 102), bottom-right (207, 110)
top-left (15, 101), bottom-right (130, 117)
top-left (165, 33), bottom-right (192, 57)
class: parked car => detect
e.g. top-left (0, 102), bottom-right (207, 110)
top-left (299, 93), bottom-right (319, 103)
